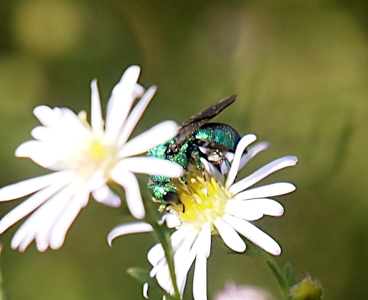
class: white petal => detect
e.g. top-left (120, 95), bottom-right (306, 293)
top-left (115, 157), bottom-right (183, 177)
top-left (53, 107), bottom-right (87, 135)
top-left (31, 126), bottom-right (50, 141)
top-left (238, 141), bottom-right (271, 170)
top-left (226, 134), bottom-right (257, 187)
top-left (230, 156), bottom-right (298, 195)
top-left (147, 243), bottom-right (165, 266)
top-left (118, 120), bottom-right (178, 158)
top-left (193, 253), bottom-right (207, 300)
top-left (0, 171), bottom-right (71, 202)
top-left (233, 182), bottom-right (296, 200)
top-left (15, 141), bottom-right (59, 169)
top-left (92, 185), bottom-right (121, 208)
top-left (174, 230), bottom-right (198, 296)
top-left (11, 182), bottom-right (79, 251)
top-left (33, 105), bottom-right (54, 127)
top-left (200, 157), bottom-right (224, 182)
top-left (223, 214), bottom-right (281, 256)
top-left (226, 199), bottom-right (284, 220)
top-left (90, 79), bottom-right (104, 134)
top-left (143, 283), bottom-right (149, 299)
top-left (155, 259), bottom-right (172, 293)
top-left (171, 226), bottom-right (194, 251)
top-left (0, 181), bottom-right (68, 233)
top-left (191, 223), bottom-right (211, 257)
top-left (108, 222), bottom-right (153, 246)
top-left (110, 170), bottom-right (145, 219)
top-left (161, 213), bottom-right (181, 228)
top-left (105, 66), bottom-right (141, 141)
top-left (49, 186), bottom-right (90, 249)
top-left (34, 183), bottom-right (82, 251)
top-left (214, 218), bottom-right (246, 252)
top-left (117, 86), bottom-right (158, 147)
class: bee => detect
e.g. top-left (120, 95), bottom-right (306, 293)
top-left (147, 95), bottom-right (241, 207)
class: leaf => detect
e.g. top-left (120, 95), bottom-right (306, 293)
top-left (127, 267), bottom-right (179, 300)
top-left (284, 263), bottom-right (296, 289)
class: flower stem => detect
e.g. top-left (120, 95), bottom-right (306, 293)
top-left (265, 258), bottom-right (289, 298)
top-left (150, 221), bottom-right (181, 299)
top-left (245, 241), bottom-right (289, 298)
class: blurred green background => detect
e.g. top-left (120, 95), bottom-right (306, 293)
top-left (1, 0), bottom-right (368, 299)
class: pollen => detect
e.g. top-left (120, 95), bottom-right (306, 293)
top-left (171, 166), bottom-right (231, 229)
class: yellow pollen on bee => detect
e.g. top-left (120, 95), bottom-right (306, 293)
top-left (171, 166), bottom-right (231, 227)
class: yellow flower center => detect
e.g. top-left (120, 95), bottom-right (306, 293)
top-left (170, 166), bottom-right (231, 230)
top-left (68, 112), bottom-right (118, 179)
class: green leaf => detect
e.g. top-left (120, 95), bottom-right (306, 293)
top-left (284, 263), bottom-right (296, 289)
top-left (127, 267), bottom-right (179, 300)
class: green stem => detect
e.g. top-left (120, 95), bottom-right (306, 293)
top-left (150, 221), bottom-right (181, 299)
top-left (265, 258), bottom-right (289, 299)
top-left (246, 242), bottom-right (289, 298)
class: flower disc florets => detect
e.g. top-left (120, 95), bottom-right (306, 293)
top-left (170, 166), bottom-right (231, 229)
top-left (66, 113), bottom-right (118, 180)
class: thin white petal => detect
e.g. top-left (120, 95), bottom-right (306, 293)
top-left (33, 105), bottom-right (54, 127)
top-left (115, 157), bottom-right (184, 177)
top-left (214, 218), bottom-right (246, 252)
top-left (193, 253), bottom-right (207, 300)
top-left (226, 134), bottom-right (257, 187)
top-left (200, 157), bottom-right (224, 182)
top-left (111, 170), bottom-right (145, 219)
top-left (230, 156), bottom-right (298, 195)
top-left (226, 199), bottom-right (284, 220)
top-left (49, 186), bottom-right (90, 249)
top-left (108, 222), bottom-right (153, 246)
top-left (147, 243), bottom-right (165, 266)
top-left (223, 214), bottom-right (281, 256)
top-left (233, 182), bottom-right (296, 200)
top-left (105, 66), bottom-right (141, 141)
top-left (90, 79), bottom-right (104, 134)
top-left (117, 86), bottom-right (158, 147)
top-left (118, 120), bottom-right (178, 158)
top-left (192, 223), bottom-right (211, 257)
top-left (155, 259), bottom-right (172, 293)
top-left (238, 141), bottom-right (271, 170)
top-left (11, 182), bottom-right (80, 251)
top-left (15, 141), bottom-right (60, 169)
top-left (0, 181), bottom-right (68, 233)
top-left (174, 230), bottom-right (198, 296)
top-left (0, 172), bottom-right (71, 202)
top-left (34, 183), bottom-right (82, 252)
top-left (143, 283), bottom-right (149, 299)
top-left (92, 185), bottom-right (121, 208)
top-left (162, 213), bottom-right (181, 228)
top-left (31, 126), bottom-right (49, 141)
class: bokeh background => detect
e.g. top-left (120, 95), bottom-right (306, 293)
top-left (0, 0), bottom-right (368, 299)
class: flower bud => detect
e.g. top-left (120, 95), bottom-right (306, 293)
top-left (289, 273), bottom-right (323, 300)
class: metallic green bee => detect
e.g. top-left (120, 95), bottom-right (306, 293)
top-left (147, 95), bottom-right (241, 206)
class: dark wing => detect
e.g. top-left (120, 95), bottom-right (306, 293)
top-left (173, 95), bottom-right (237, 148)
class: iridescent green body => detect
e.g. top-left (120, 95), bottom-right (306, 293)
top-left (147, 123), bottom-right (241, 203)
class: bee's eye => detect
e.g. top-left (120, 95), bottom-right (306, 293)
top-left (163, 191), bottom-right (180, 204)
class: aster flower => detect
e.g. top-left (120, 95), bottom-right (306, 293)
top-left (108, 134), bottom-right (297, 300)
top-left (214, 282), bottom-right (275, 300)
top-left (0, 65), bottom-right (184, 252)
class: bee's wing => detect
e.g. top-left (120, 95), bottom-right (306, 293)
top-left (174, 95), bottom-right (237, 147)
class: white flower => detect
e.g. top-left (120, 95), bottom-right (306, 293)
top-left (214, 282), bottom-right (275, 300)
top-left (108, 134), bottom-right (297, 300)
top-left (0, 66), bottom-right (184, 252)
